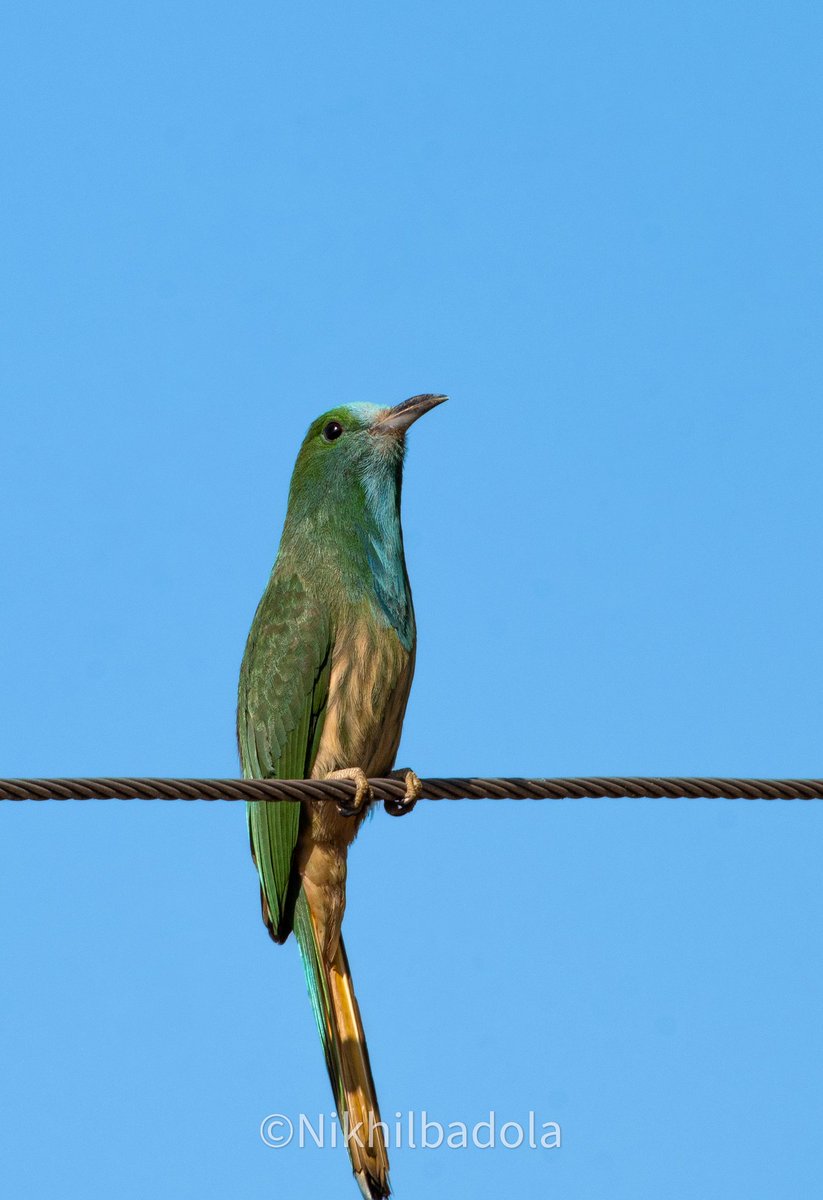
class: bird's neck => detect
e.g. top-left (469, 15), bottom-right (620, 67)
top-left (280, 460), bottom-right (415, 649)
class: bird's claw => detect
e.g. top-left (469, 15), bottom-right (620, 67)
top-left (384, 769), bottom-right (422, 817)
top-left (330, 767), bottom-right (372, 817)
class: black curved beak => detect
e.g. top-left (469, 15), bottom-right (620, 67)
top-left (373, 393), bottom-right (448, 434)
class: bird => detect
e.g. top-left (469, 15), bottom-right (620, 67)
top-left (237, 393), bottom-right (447, 1199)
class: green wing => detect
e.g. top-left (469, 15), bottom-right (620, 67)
top-left (237, 571), bottom-right (332, 941)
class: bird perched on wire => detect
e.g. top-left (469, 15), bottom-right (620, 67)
top-left (237, 394), bottom-right (447, 1199)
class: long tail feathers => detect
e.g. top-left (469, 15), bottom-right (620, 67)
top-left (293, 890), bottom-right (391, 1199)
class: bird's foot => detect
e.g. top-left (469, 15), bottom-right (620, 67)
top-left (325, 767), bottom-right (373, 817)
top-left (384, 768), bottom-right (423, 817)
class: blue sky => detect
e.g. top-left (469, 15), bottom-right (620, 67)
top-left (1, 2), bottom-right (822, 1197)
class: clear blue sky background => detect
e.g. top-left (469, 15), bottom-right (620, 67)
top-left (1, 3), bottom-right (821, 1197)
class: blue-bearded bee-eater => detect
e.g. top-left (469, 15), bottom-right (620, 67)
top-left (237, 394), bottom-right (447, 1198)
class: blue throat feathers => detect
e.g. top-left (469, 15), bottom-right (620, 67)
top-left (358, 458), bottom-right (414, 651)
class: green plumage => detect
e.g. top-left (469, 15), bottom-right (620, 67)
top-left (238, 573), bottom-right (331, 938)
top-left (236, 395), bottom-right (446, 1200)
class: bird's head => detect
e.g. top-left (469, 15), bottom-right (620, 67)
top-left (288, 394), bottom-right (448, 512)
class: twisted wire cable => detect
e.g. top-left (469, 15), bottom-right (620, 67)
top-left (0, 776), bottom-right (821, 802)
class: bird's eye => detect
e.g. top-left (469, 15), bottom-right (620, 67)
top-left (322, 420), bottom-right (344, 442)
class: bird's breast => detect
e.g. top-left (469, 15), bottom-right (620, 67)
top-left (311, 611), bottom-right (415, 782)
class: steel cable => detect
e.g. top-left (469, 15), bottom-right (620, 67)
top-left (0, 776), bottom-right (821, 802)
